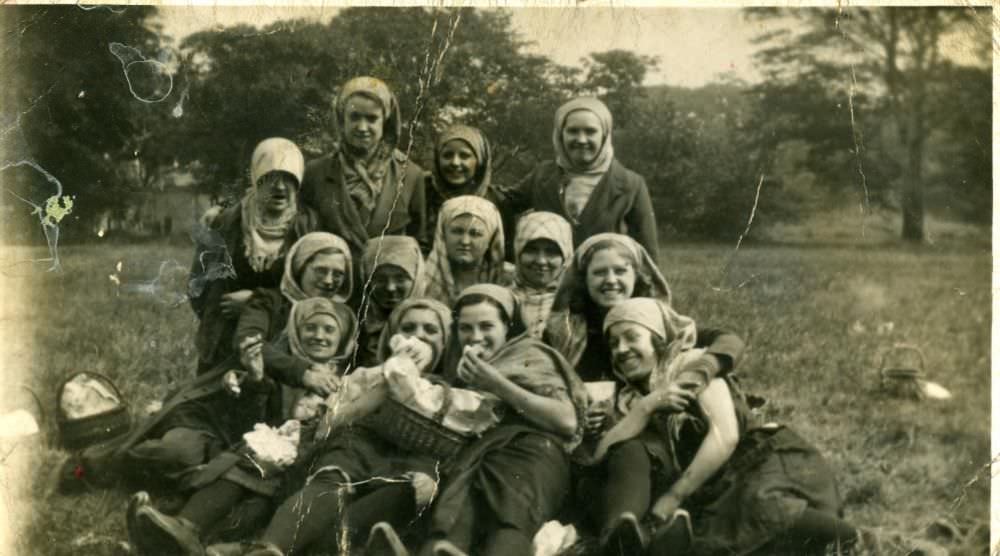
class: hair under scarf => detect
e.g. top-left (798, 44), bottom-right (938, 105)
top-left (545, 233), bottom-right (671, 368)
top-left (553, 97), bottom-right (615, 175)
top-left (241, 138), bottom-right (305, 272)
top-left (376, 297), bottom-right (453, 372)
top-left (280, 232), bottom-right (354, 303)
top-left (419, 196), bottom-right (507, 307)
top-left (432, 124), bottom-right (493, 199)
top-left (334, 76), bottom-right (403, 217)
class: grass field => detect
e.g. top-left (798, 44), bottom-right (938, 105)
top-left (0, 240), bottom-right (991, 555)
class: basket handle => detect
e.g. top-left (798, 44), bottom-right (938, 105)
top-left (55, 371), bottom-right (127, 421)
top-left (878, 344), bottom-right (926, 380)
top-left (18, 384), bottom-right (46, 426)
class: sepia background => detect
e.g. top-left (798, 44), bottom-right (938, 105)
top-left (0, 4), bottom-right (992, 555)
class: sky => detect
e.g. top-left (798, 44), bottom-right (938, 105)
top-left (154, 6), bottom-right (765, 88)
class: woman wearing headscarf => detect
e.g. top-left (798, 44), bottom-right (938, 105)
top-left (591, 298), bottom-right (854, 556)
top-left (510, 211), bottom-right (573, 338)
top-left (356, 235), bottom-right (425, 367)
top-left (427, 125), bottom-right (501, 239)
top-left (365, 285), bottom-right (587, 556)
top-left (191, 137), bottom-right (319, 373)
top-left (127, 298), bottom-right (358, 556)
top-left (492, 97), bottom-right (659, 261)
top-left (236, 232), bottom-right (355, 394)
top-left (299, 76), bottom-right (429, 263)
top-left (543, 233), bottom-right (743, 445)
top-left (418, 195), bottom-right (513, 307)
top-left (119, 233), bottom-right (354, 495)
top-left (237, 298), bottom-right (454, 556)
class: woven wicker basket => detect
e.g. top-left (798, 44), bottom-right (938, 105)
top-left (879, 345), bottom-right (925, 400)
top-left (364, 383), bottom-right (471, 460)
top-left (57, 372), bottom-right (131, 451)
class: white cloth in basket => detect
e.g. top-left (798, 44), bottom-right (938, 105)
top-left (384, 335), bottom-right (500, 436)
top-left (60, 374), bottom-right (121, 419)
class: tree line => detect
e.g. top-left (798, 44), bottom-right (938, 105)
top-left (1, 6), bottom-right (990, 243)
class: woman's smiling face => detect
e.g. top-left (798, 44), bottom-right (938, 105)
top-left (300, 313), bottom-right (342, 361)
top-left (300, 252), bottom-right (348, 299)
top-left (342, 94), bottom-right (384, 152)
top-left (585, 247), bottom-right (636, 309)
top-left (561, 110), bottom-right (604, 167)
top-left (438, 139), bottom-right (478, 188)
top-left (457, 301), bottom-right (509, 361)
top-left (518, 238), bottom-right (565, 288)
top-left (607, 321), bottom-right (658, 382)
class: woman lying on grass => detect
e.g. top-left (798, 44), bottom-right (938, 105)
top-left (229, 298), bottom-right (453, 556)
top-left (368, 284), bottom-right (588, 556)
top-left (543, 233), bottom-right (744, 441)
top-left (593, 298), bottom-right (859, 556)
top-left (126, 297), bottom-right (358, 555)
top-left (120, 230), bottom-right (353, 493)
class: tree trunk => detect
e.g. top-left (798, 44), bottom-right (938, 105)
top-left (901, 102), bottom-right (926, 243)
top-left (901, 137), bottom-right (925, 242)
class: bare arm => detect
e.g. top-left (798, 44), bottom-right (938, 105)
top-left (651, 379), bottom-right (740, 520)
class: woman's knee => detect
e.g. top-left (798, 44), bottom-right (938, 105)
top-left (607, 439), bottom-right (650, 476)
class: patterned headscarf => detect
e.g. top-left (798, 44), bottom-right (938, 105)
top-left (545, 233), bottom-right (671, 367)
top-left (513, 212), bottom-right (574, 338)
top-left (241, 138), bottom-right (305, 272)
top-left (335, 76), bottom-right (402, 216)
top-left (432, 124), bottom-right (493, 199)
top-left (418, 196), bottom-right (506, 307)
top-left (286, 297), bottom-right (359, 367)
top-left (376, 297), bottom-right (453, 373)
top-left (280, 232), bottom-right (354, 303)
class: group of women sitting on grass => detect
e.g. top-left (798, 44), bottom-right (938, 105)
top-left (113, 76), bottom-right (866, 556)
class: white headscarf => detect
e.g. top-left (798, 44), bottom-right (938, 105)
top-left (241, 138), bottom-right (305, 272)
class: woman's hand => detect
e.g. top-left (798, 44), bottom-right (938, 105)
top-left (303, 367), bottom-right (340, 396)
top-left (238, 335), bottom-right (265, 381)
top-left (650, 492), bottom-right (684, 523)
top-left (584, 403), bottom-right (610, 437)
top-left (221, 289), bottom-right (254, 318)
top-left (642, 383), bottom-right (696, 414)
top-left (456, 350), bottom-right (506, 394)
top-left (395, 339), bottom-right (433, 374)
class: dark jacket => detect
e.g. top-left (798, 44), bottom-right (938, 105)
top-left (190, 204), bottom-right (319, 373)
top-left (299, 148), bottom-right (429, 258)
top-left (494, 159), bottom-right (659, 262)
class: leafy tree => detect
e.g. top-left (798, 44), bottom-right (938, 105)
top-left (747, 6), bottom-right (989, 241)
top-left (1, 5), bottom-right (165, 236)
top-left (580, 49), bottom-right (659, 129)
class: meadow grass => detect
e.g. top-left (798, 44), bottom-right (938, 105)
top-left (2, 240), bottom-right (990, 555)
